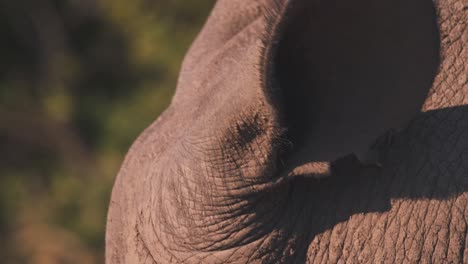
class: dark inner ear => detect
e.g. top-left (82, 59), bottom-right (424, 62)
top-left (275, 0), bottom-right (440, 149)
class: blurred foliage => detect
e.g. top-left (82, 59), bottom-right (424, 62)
top-left (0, 0), bottom-right (214, 262)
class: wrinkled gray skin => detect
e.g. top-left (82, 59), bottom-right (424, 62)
top-left (106, 0), bottom-right (467, 263)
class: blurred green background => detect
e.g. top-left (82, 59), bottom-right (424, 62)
top-left (0, 0), bottom-right (214, 263)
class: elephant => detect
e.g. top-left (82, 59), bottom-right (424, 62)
top-left (106, 0), bottom-right (467, 263)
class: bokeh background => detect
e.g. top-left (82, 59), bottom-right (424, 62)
top-left (0, 0), bottom-right (214, 263)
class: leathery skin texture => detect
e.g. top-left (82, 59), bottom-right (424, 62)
top-left (106, 0), bottom-right (467, 263)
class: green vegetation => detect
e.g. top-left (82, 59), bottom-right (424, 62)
top-left (0, 1), bottom-right (214, 262)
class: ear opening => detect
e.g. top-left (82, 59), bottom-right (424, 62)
top-left (262, 0), bottom-right (440, 169)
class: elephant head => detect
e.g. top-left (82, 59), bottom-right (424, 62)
top-left (106, 0), bottom-right (467, 263)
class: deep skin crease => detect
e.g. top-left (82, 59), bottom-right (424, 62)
top-left (106, 0), bottom-right (468, 263)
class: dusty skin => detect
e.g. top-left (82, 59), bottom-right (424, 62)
top-left (106, 0), bottom-right (467, 263)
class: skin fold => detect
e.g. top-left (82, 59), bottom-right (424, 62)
top-left (106, 0), bottom-right (467, 263)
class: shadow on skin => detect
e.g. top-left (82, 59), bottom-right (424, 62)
top-left (278, 104), bottom-right (468, 262)
top-left (276, 0), bottom-right (440, 170)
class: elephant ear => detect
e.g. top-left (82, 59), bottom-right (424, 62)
top-left (171, 0), bottom-right (439, 178)
top-left (261, 0), bottom-right (440, 175)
